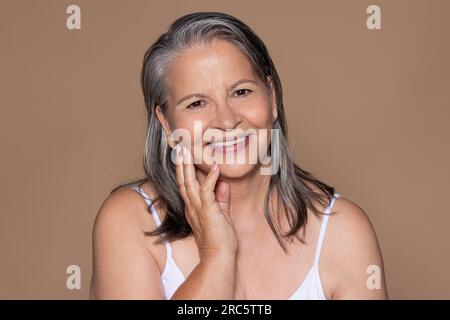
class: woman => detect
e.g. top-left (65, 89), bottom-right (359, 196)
top-left (90, 12), bottom-right (388, 300)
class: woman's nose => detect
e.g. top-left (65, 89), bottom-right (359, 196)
top-left (210, 100), bottom-right (239, 130)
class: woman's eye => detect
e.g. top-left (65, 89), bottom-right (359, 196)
top-left (187, 100), bottom-right (204, 109)
top-left (234, 89), bottom-right (252, 97)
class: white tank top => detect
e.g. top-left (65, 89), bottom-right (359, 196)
top-left (130, 186), bottom-right (340, 300)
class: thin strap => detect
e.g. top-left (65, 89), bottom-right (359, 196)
top-left (129, 186), bottom-right (173, 258)
top-left (313, 192), bottom-right (341, 267)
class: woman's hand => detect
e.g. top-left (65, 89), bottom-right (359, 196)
top-left (175, 145), bottom-right (238, 261)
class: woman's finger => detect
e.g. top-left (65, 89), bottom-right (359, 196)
top-left (182, 146), bottom-right (201, 208)
top-left (215, 178), bottom-right (231, 217)
top-left (199, 161), bottom-right (220, 207)
top-left (174, 144), bottom-right (190, 206)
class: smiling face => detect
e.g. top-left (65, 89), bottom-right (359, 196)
top-left (156, 39), bottom-right (278, 179)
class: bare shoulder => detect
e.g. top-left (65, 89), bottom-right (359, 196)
top-left (321, 195), bottom-right (389, 299)
top-left (329, 196), bottom-right (376, 240)
top-left (91, 184), bottom-right (166, 299)
top-left (93, 185), bottom-right (158, 236)
top-left (92, 183), bottom-right (167, 259)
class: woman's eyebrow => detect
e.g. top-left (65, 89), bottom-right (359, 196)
top-left (229, 78), bottom-right (259, 90)
top-left (176, 93), bottom-right (209, 107)
top-left (175, 78), bottom-right (259, 106)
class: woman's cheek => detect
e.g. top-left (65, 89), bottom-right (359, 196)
top-left (246, 97), bottom-right (273, 126)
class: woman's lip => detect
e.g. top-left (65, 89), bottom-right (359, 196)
top-left (207, 134), bottom-right (249, 146)
top-left (207, 134), bottom-right (251, 154)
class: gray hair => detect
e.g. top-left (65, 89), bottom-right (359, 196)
top-left (112, 12), bottom-right (335, 251)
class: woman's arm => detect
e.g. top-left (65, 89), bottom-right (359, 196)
top-left (171, 252), bottom-right (236, 299)
top-left (169, 145), bottom-right (238, 299)
top-left (325, 198), bottom-right (389, 299)
top-left (90, 187), bottom-right (237, 300)
top-left (91, 190), bottom-right (166, 299)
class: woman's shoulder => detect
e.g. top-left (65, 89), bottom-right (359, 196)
top-left (321, 194), bottom-right (388, 298)
top-left (93, 183), bottom-right (163, 240)
top-left (306, 185), bottom-right (374, 237)
top-left (328, 195), bottom-right (378, 245)
top-left (91, 183), bottom-right (168, 299)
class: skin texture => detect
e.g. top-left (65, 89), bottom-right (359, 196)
top-left (90, 39), bottom-right (388, 299)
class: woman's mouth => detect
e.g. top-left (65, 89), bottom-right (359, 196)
top-left (207, 134), bottom-right (251, 155)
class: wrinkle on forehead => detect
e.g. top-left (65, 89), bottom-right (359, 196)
top-left (165, 39), bottom-right (264, 105)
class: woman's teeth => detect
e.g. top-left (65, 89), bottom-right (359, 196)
top-left (210, 135), bottom-right (246, 148)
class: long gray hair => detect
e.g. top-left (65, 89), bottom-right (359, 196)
top-left (112, 12), bottom-right (335, 251)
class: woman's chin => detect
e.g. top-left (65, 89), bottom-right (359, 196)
top-left (215, 163), bottom-right (258, 179)
top-left (194, 162), bottom-right (258, 180)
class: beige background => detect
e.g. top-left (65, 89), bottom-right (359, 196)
top-left (1, 0), bottom-right (449, 299)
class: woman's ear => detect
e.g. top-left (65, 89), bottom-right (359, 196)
top-left (273, 107), bottom-right (278, 123)
top-left (155, 105), bottom-right (174, 148)
top-left (267, 76), bottom-right (278, 122)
